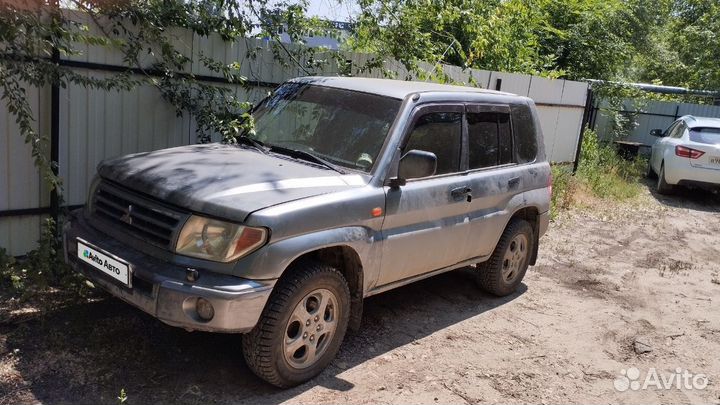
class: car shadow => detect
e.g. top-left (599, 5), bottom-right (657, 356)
top-left (642, 178), bottom-right (720, 213)
top-left (3, 268), bottom-right (525, 404)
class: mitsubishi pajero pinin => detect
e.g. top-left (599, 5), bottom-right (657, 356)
top-left (64, 77), bottom-right (551, 387)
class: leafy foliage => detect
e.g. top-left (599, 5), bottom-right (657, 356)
top-left (0, 217), bottom-right (84, 297)
top-left (633, 0), bottom-right (720, 91)
top-left (0, 0), bottom-right (334, 194)
top-left (352, 0), bottom-right (720, 93)
top-left (351, 0), bottom-right (665, 81)
top-left (0, 0), bottom-right (335, 291)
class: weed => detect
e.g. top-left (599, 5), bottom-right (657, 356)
top-left (550, 164), bottom-right (576, 217)
top-left (576, 129), bottom-right (646, 200)
top-left (118, 388), bottom-right (128, 404)
top-left (0, 247), bottom-right (21, 290)
top-left (549, 129), bottom-right (647, 216)
top-left (1, 217), bottom-right (85, 299)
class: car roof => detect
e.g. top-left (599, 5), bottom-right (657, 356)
top-left (289, 76), bottom-right (516, 100)
top-left (681, 115), bottom-right (720, 129)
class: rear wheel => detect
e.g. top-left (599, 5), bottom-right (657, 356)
top-left (242, 260), bottom-right (350, 387)
top-left (656, 163), bottom-right (674, 194)
top-left (476, 219), bottom-right (534, 297)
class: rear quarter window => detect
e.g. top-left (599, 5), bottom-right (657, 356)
top-left (510, 104), bottom-right (538, 163)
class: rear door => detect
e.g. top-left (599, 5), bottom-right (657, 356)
top-left (462, 104), bottom-right (529, 259)
top-left (378, 104), bottom-right (472, 286)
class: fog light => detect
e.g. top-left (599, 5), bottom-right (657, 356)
top-left (196, 297), bottom-right (214, 321)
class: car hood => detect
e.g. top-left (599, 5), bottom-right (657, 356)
top-left (97, 143), bottom-right (368, 222)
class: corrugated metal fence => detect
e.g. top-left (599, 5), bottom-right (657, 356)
top-left (593, 99), bottom-right (720, 146)
top-left (1, 15), bottom-right (589, 255)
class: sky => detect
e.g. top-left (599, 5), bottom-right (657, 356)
top-left (305, 0), bottom-right (359, 22)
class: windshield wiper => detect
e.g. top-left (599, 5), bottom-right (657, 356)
top-left (237, 135), bottom-right (268, 153)
top-left (269, 145), bottom-right (345, 174)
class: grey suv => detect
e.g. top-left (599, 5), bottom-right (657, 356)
top-left (63, 77), bottom-right (551, 387)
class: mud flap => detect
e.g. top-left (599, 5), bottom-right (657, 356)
top-left (529, 217), bottom-right (540, 266)
top-left (348, 294), bottom-right (363, 332)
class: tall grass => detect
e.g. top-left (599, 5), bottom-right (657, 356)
top-left (576, 129), bottom-right (647, 199)
top-left (551, 129), bottom-right (646, 215)
top-left (551, 164), bottom-right (576, 215)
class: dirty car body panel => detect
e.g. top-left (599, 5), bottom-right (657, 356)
top-left (63, 76), bottom-right (551, 338)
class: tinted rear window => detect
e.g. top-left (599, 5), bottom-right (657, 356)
top-left (690, 127), bottom-right (720, 145)
top-left (510, 104), bottom-right (538, 163)
top-left (467, 112), bottom-right (513, 169)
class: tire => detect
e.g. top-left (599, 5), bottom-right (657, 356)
top-left (242, 260), bottom-right (350, 388)
top-left (656, 163), bottom-right (674, 195)
top-left (476, 219), bottom-right (534, 297)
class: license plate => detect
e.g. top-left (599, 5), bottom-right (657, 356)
top-left (710, 156), bottom-right (720, 165)
top-left (76, 239), bottom-right (131, 287)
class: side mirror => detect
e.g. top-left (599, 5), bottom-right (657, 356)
top-left (650, 129), bottom-right (664, 137)
top-left (398, 149), bottom-right (437, 181)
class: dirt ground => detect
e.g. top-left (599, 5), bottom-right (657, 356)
top-left (1, 180), bottom-right (720, 405)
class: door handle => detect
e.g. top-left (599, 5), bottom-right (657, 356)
top-left (451, 186), bottom-right (472, 202)
top-left (508, 177), bottom-right (520, 189)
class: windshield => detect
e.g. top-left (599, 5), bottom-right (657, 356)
top-left (689, 127), bottom-right (720, 145)
top-left (249, 82), bottom-right (401, 172)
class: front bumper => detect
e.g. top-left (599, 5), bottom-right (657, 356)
top-left (63, 210), bottom-right (275, 333)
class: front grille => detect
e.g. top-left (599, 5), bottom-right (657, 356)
top-left (91, 181), bottom-right (188, 249)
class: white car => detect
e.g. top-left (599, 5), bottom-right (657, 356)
top-left (648, 115), bottom-right (720, 194)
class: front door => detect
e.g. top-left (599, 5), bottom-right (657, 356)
top-left (377, 105), bottom-right (472, 286)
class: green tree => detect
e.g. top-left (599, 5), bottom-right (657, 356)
top-left (537, 0), bottom-right (668, 80)
top-left (0, 0), bottom-right (339, 289)
top-left (351, 0), bottom-right (664, 81)
top-left (0, 0), bottom-right (334, 195)
top-left (633, 0), bottom-right (720, 90)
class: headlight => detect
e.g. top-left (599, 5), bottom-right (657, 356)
top-left (175, 215), bottom-right (268, 262)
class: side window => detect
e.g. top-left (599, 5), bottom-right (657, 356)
top-left (671, 123), bottom-right (686, 138)
top-left (467, 113), bottom-right (498, 168)
top-left (498, 113), bottom-right (513, 164)
top-left (666, 122), bottom-right (681, 138)
top-left (510, 104), bottom-right (538, 163)
top-left (404, 112), bottom-right (462, 175)
top-left (467, 111), bottom-right (513, 169)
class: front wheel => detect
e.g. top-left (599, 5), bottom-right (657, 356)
top-left (476, 219), bottom-right (534, 297)
top-left (242, 260), bottom-right (350, 387)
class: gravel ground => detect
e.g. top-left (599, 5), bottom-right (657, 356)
top-left (1, 181), bottom-right (720, 405)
